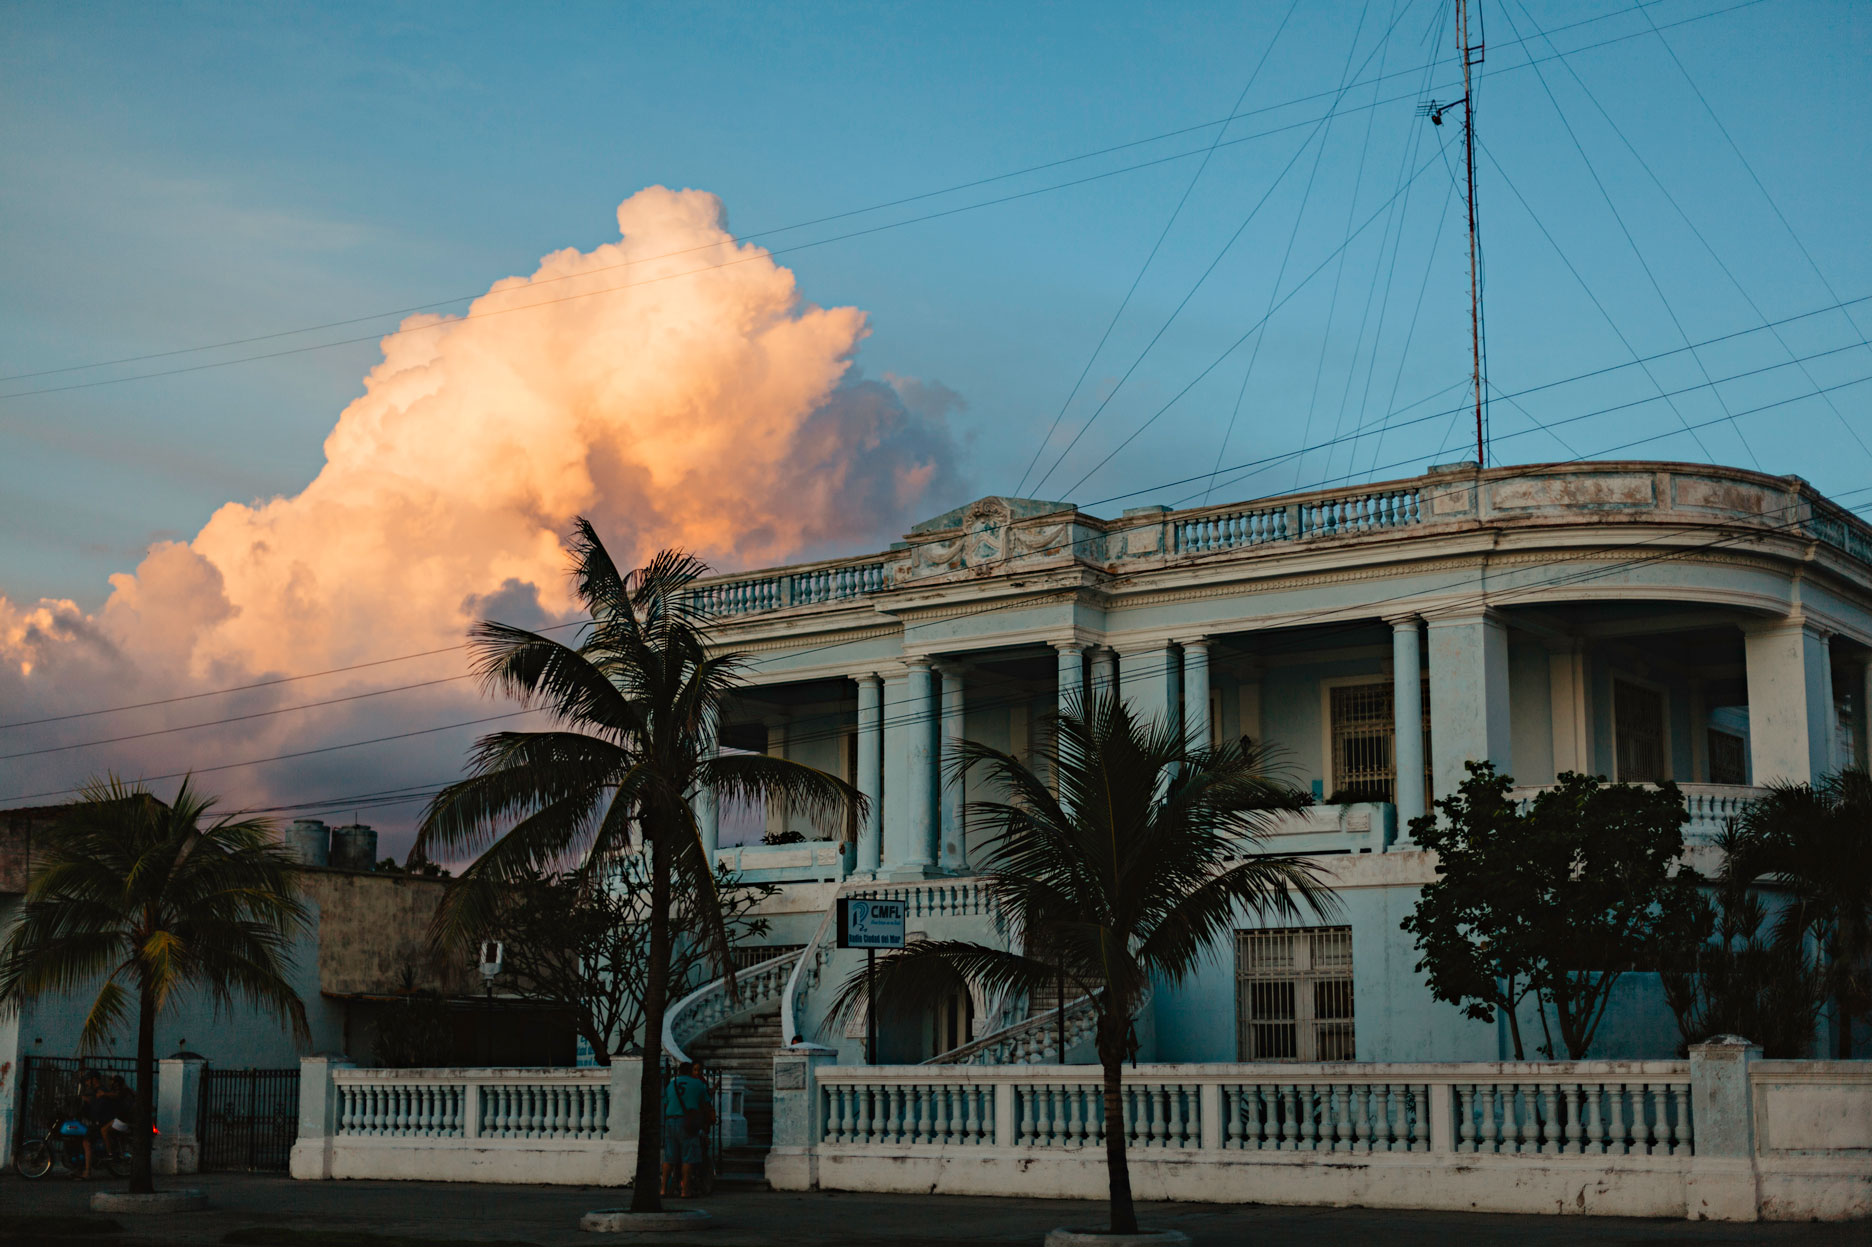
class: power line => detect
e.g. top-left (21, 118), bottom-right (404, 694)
top-left (1030, 0), bottom-right (1411, 498)
top-left (0, 0), bottom-right (1771, 404)
top-left (6, 287), bottom-right (1866, 749)
top-left (1011, 0), bottom-right (1305, 499)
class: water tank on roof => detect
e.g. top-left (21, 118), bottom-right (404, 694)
top-left (329, 823), bottom-right (378, 871)
top-left (285, 819), bottom-right (330, 867)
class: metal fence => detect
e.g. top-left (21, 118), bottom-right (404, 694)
top-left (198, 1067), bottom-right (300, 1171)
top-left (15, 1055), bottom-right (140, 1149)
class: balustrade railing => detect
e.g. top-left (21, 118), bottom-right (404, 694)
top-left (929, 993), bottom-right (1098, 1066)
top-left (1450, 1080), bottom-right (1689, 1156)
top-left (664, 949), bottom-right (802, 1064)
top-left (1172, 487), bottom-right (1421, 555)
top-left (693, 560), bottom-right (889, 618)
top-left (809, 1063), bottom-right (1692, 1158)
top-left (846, 877), bottom-right (1001, 920)
top-left (332, 1069), bottom-right (611, 1141)
top-left (1508, 783), bottom-right (1765, 842)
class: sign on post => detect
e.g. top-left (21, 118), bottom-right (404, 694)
top-left (835, 897), bottom-right (906, 949)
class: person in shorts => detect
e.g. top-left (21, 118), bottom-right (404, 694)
top-left (660, 1062), bottom-right (710, 1197)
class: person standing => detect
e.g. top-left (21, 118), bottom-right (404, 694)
top-left (659, 1062), bottom-right (710, 1198)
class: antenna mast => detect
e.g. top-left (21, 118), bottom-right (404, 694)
top-left (1458, 0), bottom-right (1485, 466)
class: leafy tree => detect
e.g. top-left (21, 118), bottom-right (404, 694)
top-left (835, 694), bottom-right (1327, 1236)
top-left (1657, 824), bottom-right (1822, 1057)
top-left (415, 527), bottom-right (857, 1213)
top-left (468, 857), bottom-right (776, 1063)
top-left (0, 777), bottom-right (309, 1193)
top-left (1740, 770), bottom-right (1872, 1058)
top-left (1403, 763), bottom-right (1692, 1060)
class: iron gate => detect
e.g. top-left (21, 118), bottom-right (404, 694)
top-left (198, 1067), bottom-right (299, 1171)
top-left (15, 1056), bottom-right (139, 1149)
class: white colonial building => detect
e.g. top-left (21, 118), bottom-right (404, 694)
top-left (288, 461), bottom-right (1872, 1220)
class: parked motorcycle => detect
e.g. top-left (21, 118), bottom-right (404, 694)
top-left (13, 1118), bottom-right (138, 1179)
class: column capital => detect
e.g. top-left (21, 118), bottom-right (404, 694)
top-left (1172, 635), bottom-right (1211, 651)
top-left (851, 670), bottom-right (883, 686)
top-left (1422, 604), bottom-right (1506, 628)
top-left (931, 657), bottom-right (966, 676)
top-left (1740, 614), bottom-right (1831, 641)
top-left (1050, 637), bottom-right (1087, 655)
top-left (902, 653), bottom-right (934, 671)
top-left (1384, 613), bottom-right (1423, 630)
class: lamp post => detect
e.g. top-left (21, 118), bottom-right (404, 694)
top-left (479, 940), bottom-right (504, 1066)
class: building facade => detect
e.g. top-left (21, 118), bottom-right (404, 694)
top-left (675, 461), bottom-right (1872, 1075)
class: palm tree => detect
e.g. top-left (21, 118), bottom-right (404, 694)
top-left (0, 777), bottom-right (309, 1194)
top-left (414, 523), bottom-right (857, 1213)
top-left (1741, 769), bottom-right (1872, 1058)
top-left (835, 694), bottom-right (1331, 1235)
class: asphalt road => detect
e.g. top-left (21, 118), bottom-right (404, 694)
top-left (1, 1173), bottom-right (1866, 1247)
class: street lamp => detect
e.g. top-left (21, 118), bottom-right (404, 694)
top-left (479, 941), bottom-right (504, 1065)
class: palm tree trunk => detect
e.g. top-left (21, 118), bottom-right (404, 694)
top-left (131, 977), bottom-right (156, 1194)
top-left (1099, 1039), bottom-right (1137, 1235)
top-left (629, 825), bottom-right (673, 1212)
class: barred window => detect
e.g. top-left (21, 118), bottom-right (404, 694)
top-left (1236, 927), bottom-right (1355, 1062)
top-left (1707, 729), bottom-right (1746, 786)
top-left (1328, 681), bottom-right (1430, 804)
top-left (1614, 680), bottom-right (1667, 782)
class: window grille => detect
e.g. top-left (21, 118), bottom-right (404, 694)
top-left (1236, 926), bottom-right (1355, 1061)
top-left (1707, 729), bottom-right (1746, 786)
top-left (1614, 680), bottom-right (1666, 782)
top-left (1328, 681), bottom-right (1431, 804)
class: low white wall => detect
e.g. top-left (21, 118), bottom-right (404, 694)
top-left (307, 1135), bottom-right (637, 1185)
top-left (774, 1144), bottom-right (1705, 1219)
top-left (291, 1056), bottom-right (645, 1186)
top-left (767, 1044), bottom-right (1872, 1222)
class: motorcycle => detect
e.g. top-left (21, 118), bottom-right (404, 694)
top-left (13, 1118), bottom-right (143, 1179)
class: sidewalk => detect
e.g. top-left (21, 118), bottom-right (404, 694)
top-left (1, 1174), bottom-right (1864, 1246)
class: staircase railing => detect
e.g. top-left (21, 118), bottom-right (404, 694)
top-left (781, 891), bottom-right (847, 1048)
top-left (663, 949), bottom-right (802, 1065)
top-left (925, 992), bottom-right (1101, 1066)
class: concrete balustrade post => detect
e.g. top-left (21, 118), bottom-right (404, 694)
top-left (1686, 1036), bottom-right (1762, 1221)
top-left (767, 1045), bottom-right (838, 1191)
top-left (1199, 1082), bottom-right (1223, 1150)
top-left (152, 1054), bottom-right (206, 1175)
top-left (605, 1056), bottom-right (643, 1140)
top-left (289, 1054), bottom-right (354, 1180)
top-left (1427, 1082), bottom-right (1454, 1153)
top-left (994, 1082), bottom-right (1017, 1148)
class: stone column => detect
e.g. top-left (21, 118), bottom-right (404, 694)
top-left (693, 716), bottom-right (720, 857)
top-left (854, 673), bottom-right (884, 876)
top-left (764, 717), bottom-right (791, 843)
top-left (288, 1053), bottom-right (354, 1181)
top-left (1548, 641), bottom-right (1589, 777)
top-left (935, 660), bottom-right (967, 874)
top-left (1863, 660), bottom-right (1872, 771)
top-left (152, 1055), bottom-right (206, 1175)
top-left (1089, 647), bottom-right (1117, 705)
top-left (1426, 610), bottom-right (1511, 803)
top-left (885, 657), bottom-right (938, 878)
top-left (1180, 637), bottom-right (1211, 750)
top-left (1391, 617), bottom-right (1426, 831)
top-left (1053, 641), bottom-right (1085, 719)
top-left (1118, 641), bottom-right (1176, 728)
top-left (1743, 621), bottom-right (1834, 785)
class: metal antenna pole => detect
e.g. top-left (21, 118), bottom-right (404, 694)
top-left (1458, 0), bottom-right (1486, 466)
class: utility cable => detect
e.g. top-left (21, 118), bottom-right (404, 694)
top-left (1011, 0), bottom-right (1303, 498)
top-left (0, 0), bottom-right (1770, 405)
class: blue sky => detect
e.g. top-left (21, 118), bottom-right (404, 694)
top-left (4, 0), bottom-right (1869, 609)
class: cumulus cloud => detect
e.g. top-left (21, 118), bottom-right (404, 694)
top-left (0, 187), bottom-right (967, 850)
